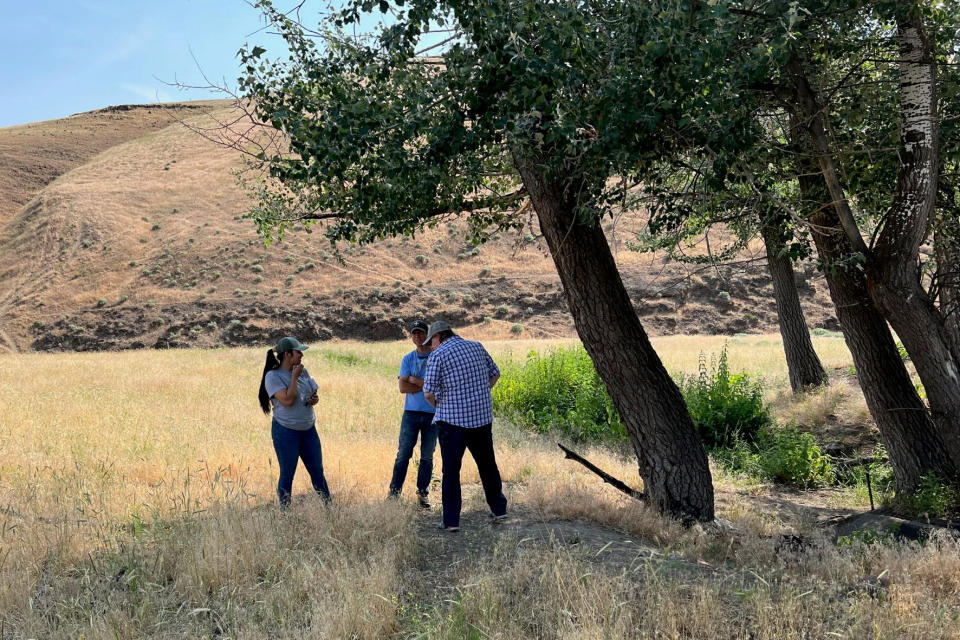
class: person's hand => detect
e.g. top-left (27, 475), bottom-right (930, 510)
top-left (292, 364), bottom-right (304, 378)
top-left (307, 391), bottom-right (319, 406)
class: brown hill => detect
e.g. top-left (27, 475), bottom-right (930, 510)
top-left (0, 101), bottom-right (839, 353)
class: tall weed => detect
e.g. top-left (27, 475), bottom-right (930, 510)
top-left (758, 428), bottom-right (834, 488)
top-left (680, 346), bottom-right (770, 448)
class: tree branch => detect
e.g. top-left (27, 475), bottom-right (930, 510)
top-left (557, 443), bottom-right (645, 501)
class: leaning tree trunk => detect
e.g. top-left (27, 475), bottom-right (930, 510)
top-left (514, 154), bottom-right (714, 522)
top-left (790, 103), bottom-right (958, 489)
top-left (808, 206), bottom-right (957, 490)
top-left (862, 13), bottom-right (960, 466)
top-left (787, 30), bottom-right (960, 471)
top-left (759, 216), bottom-right (828, 392)
top-left (935, 209), bottom-right (960, 354)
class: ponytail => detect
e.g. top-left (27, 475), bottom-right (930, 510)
top-left (258, 348), bottom-right (281, 414)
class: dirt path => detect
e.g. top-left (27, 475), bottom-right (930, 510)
top-left (398, 476), bottom-right (873, 614)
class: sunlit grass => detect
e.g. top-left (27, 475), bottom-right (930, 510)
top-left (9, 335), bottom-right (955, 639)
top-left (0, 335), bottom-right (853, 558)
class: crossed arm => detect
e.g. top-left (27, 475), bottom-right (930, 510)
top-left (398, 375), bottom-right (424, 393)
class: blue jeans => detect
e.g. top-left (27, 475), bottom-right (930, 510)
top-left (389, 410), bottom-right (438, 495)
top-left (271, 419), bottom-right (332, 505)
top-left (437, 421), bottom-right (507, 528)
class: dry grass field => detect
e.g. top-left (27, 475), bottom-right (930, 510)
top-left (2, 336), bottom-right (959, 638)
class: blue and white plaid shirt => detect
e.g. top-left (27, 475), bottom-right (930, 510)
top-left (423, 335), bottom-right (500, 428)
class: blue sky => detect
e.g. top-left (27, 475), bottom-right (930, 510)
top-left (2, 1), bottom-right (290, 128)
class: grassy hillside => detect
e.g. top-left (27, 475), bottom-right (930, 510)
top-left (0, 102), bottom-right (839, 353)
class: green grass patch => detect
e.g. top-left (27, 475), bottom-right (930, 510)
top-left (493, 347), bottom-right (625, 443)
top-left (495, 344), bottom-right (840, 488)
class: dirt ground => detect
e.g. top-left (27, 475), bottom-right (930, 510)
top-left (401, 478), bottom-right (860, 605)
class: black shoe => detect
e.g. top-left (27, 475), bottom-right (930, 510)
top-left (489, 512), bottom-right (509, 524)
top-left (386, 490), bottom-right (400, 500)
top-left (417, 492), bottom-right (431, 509)
top-left (437, 524), bottom-right (459, 532)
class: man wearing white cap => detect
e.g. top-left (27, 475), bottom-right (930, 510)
top-left (422, 320), bottom-right (507, 531)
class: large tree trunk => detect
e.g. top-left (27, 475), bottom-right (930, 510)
top-left (787, 29), bottom-right (960, 471)
top-left (935, 208), bottom-right (960, 353)
top-left (514, 154), bottom-right (714, 522)
top-left (790, 106), bottom-right (959, 489)
top-left (862, 14), bottom-right (960, 466)
top-left (759, 217), bottom-right (828, 392)
top-left (808, 207), bottom-right (957, 490)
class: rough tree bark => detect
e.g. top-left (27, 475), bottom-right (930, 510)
top-left (791, 110), bottom-right (958, 489)
top-left (935, 210), bottom-right (960, 354)
top-left (786, 19), bottom-right (960, 469)
top-left (759, 217), bottom-right (828, 392)
top-left (864, 14), bottom-right (960, 465)
top-left (514, 153), bottom-right (714, 522)
top-left (807, 206), bottom-right (957, 490)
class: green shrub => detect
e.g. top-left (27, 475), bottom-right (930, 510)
top-left (510, 323), bottom-right (523, 335)
top-left (714, 429), bottom-right (833, 488)
top-left (758, 428), bottom-right (833, 488)
top-left (679, 346), bottom-right (769, 449)
top-left (493, 347), bottom-right (625, 443)
top-left (899, 475), bottom-right (960, 519)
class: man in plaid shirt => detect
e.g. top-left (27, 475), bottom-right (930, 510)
top-left (423, 320), bottom-right (508, 531)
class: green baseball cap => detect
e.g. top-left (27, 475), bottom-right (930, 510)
top-left (275, 336), bottom-right (309, 354)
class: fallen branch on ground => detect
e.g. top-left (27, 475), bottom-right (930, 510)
top-left (557, 443), bottom-right (646, 501)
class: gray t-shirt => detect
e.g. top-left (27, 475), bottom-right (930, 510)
top-left (265, 368), bottom-right (319, 431)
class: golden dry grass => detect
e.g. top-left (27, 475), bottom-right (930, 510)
top-left (3, 338), bottom-right (958, 638)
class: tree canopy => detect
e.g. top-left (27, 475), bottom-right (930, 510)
top-left (235, 0), bottom-right (960, 507)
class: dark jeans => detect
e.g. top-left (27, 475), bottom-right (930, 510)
top-left (389, 410), bottom-right (438, 495)
top-left (437, 421), bottom-right (507, 527)
top-left (271, 419), bottom-right (332, 505)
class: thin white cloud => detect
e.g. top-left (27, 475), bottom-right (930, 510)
top-left (99, 22), bottom-right (153, 65)
top-left (121, 83), bottom-right (173, 104)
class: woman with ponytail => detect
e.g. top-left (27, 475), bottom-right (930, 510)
top-left (259, 336), bottom-right (331, 505)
